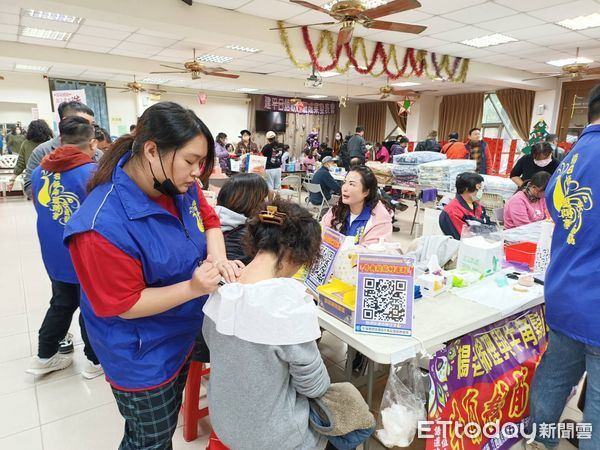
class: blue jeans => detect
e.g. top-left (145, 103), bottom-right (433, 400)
top-left (529, 329), bottom-right (600, 449)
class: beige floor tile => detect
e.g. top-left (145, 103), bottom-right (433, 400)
top-left (0, 388), bottom-right (39, 439)
top-left (36, 373), bottom-right (114, 424)
top-left (0, 313), bottom-right (28, 338)
top-left (0, 427), bottom-right (43, 450)
top-left (41, 402), bottom-right (123, 450)
top-left (0, 356), bottom-right (36, 396)
top-left (0, 332), bottom-right (32, 363)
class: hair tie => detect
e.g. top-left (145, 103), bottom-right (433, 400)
top-left (258, 205), bottom-right (286, 226)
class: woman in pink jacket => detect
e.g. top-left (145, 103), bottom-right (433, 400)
top-left (321, 165), bottom-right (393, 246)
top-left (503, 171), bottom-right (550, 229)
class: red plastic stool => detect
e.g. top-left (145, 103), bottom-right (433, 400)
top-left (182, 360), bottom-right (210, 442)
top-left (205, 431), bottom-right (230, 450)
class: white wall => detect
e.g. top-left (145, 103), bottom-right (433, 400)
top-left (0, 102), bottom-right (38, 126)
top-left (531, 88), bottom-right (561, 132)
top-left (0, 72), bottom-right (54, 125)
top-left (158, 92), bottom-right (249, 142)
top-left (339, 103), bottom-right (358, 137)
top-left (105, 90), bottom-right (138, 136)
top-left (405, 94), bottom-right (437, 141)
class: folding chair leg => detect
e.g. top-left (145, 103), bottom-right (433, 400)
top-left (410, 198), bottom-right (419, 235)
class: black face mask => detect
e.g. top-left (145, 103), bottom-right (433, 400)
top-left (149, 151), bottom-right (181, 197)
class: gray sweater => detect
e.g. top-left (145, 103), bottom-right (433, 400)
top-left (202, 279), bottom-right (330, 450)
top-left (347, 134), bottom-right (367, 160)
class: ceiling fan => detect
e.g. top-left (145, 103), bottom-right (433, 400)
top-left (274, 0), bottom-right (427, 47)
top-left (356, 80), bottom-right (420, 99)
top-left (106, 75), bottom-right (167, 94)
top-left (151, 48), bottom-right (239, 80)
top-left (523, 48), bottom-right (600, 81)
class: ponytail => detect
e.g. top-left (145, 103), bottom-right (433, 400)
top-left (87, 134), bottom-right (134, 192)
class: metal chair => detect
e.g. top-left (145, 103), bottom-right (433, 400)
top-left (303, 182), bottom-right (330, 219)
top-left (277, 175), bottom-right (302, 204)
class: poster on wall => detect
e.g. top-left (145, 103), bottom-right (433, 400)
top-left (51, 89), bottom-right (87, 129)
top-left (354, 254), bottom-right (415, 336)
top-left (426, 305), bottom-right (548, 450)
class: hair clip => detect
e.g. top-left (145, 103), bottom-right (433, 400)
top-left (258, 205), bottom-right (286, 226)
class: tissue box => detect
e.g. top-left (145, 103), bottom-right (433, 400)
top-left (416, 273), bottom-right (448, 297)
top-left (457, 236), bottom-right (503, 277)
top-left (317, 279), bottom-right (357, 326)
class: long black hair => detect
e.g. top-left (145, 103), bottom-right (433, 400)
top-left (217, 173), bottom-right (269, 218)
top-left (330, 165), bottom-right (379, 234)
top-left (26, 119), bottom-right (53, 144)
top-left (87, 102), bottom-right (214, 191)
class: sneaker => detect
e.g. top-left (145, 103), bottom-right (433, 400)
top-left (82, 361), bottom-right (104, 380)
top-left (393, 226), bottom-right (401, 233)
top-left (26, 353), bottom-right (73, 376)
top-left (58, 333), bottom-right (74, 354)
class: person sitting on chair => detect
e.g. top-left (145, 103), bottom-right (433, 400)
top-left (503, 171), bottom-right (550, 229)
top-left (308, 156), bottom-right (340, 206)
top-left (439, 172), bottom-right (491, 240)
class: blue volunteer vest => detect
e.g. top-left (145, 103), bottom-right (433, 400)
top-left (544, 124), bottom-right (600, 347)
top-left (64, 151), bottom-right (208, 390)
top-left (31, 162), bottom-right (96, 283)
top-left (344, 206), bottom-right (372, 244)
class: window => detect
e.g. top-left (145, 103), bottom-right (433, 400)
top-left (482, 93), bottom-right (518, 140)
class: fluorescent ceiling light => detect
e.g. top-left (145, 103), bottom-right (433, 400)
top-left (557, 13), bottom-right (600, 31)
top-left (20, 27), bottom-right (72, 41)
top-left (323, 0), bottom-right (389, 9)
top-left (547, 57), bottom-right (593, 67)
top-left (306, 95), bottom-right (327, 99)
top-left (15, 64), bottom-right (49, 72)
top-left (196, 54), bottom-right (234, 64)
top-left (226, 45), bottom-right (261, 53)
top-left (235, 88), bottom-right (259, 92)
top-left (140, 77), bottom-right (169, 84)
top-left (391, 81), bottom-right (421, 87)
top-left (320, 71), bottom-right (340, 78)
top-left (461, 33), bottom-right (517, 48)
top-left (22, 9), bottom-right (82, 24)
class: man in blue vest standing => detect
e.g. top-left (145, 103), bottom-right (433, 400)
top-left (26, 116), bottom-right (102, 379)
top-left (527, 83), bottom-right (600, 449)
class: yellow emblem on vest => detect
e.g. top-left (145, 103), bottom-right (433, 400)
top-left (37, 171), bottom-right (81, 225)
top-left (189, 200), bottom-right (204, 232)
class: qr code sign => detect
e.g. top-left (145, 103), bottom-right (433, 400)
top-left (310, 245), bottom-right (336, 285)
top-left (361, 277), bottom-right (407, 324)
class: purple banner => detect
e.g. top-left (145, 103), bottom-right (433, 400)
top-left (261, 95), bottom-right (338, 115)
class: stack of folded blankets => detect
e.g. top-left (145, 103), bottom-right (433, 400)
top-left (391, 151), bottom-right (446, 187)
top-left (417, 159), bottom-right (476, 192)
top-left (481, 175), bottom-right (516, 200)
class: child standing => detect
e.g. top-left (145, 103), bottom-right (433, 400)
top-left (203, 200), bottom-right (329, 449)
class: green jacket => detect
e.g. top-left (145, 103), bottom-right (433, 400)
top-left (7, 134), bottom-right (25, 154)
top-left (13, 139), bottom-right (38, 176)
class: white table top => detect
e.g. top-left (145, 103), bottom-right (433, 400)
top-left (318, 288), bottom-right (544, 365)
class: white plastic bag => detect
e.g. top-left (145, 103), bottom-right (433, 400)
top-left (376, 359), bottom-right (429, 448)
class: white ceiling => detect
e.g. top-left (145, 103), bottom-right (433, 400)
top-left (0, 0), bottom-right (597, 99)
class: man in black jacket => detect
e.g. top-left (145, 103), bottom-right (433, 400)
top-left (348, 126), bottom-right (367, 165)
top-left (309, 156), bottom-right (340, 205)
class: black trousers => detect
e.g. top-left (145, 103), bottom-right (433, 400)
top-left (38, 279), bottom-right (99, 364)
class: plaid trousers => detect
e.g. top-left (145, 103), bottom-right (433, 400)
top-left (112, 361), bottom-right (190, 450)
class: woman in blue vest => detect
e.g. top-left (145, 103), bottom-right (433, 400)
top-left (64, 102), bottom-right (242, 449)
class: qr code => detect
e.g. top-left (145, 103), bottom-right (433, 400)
top-left (361, 277), bottom-right (407, 323)
top-left (310, 245), bottom-right (336, 285)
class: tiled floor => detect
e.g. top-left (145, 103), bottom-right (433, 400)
top-left (0, 196), bottom-right (582, 450)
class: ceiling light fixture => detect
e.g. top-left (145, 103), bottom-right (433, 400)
top-left (196, 54), bottom-right (234, 64)
top-left (140, 77), bottom-right (170, 84)
top-left (235, 88), bottom-right (259, 92)
top-left (391, 81), bottom-right (421, 87)
top-left (461, 33), bottom-right (517, 48)
top-left (547, 57), bottom-right (593, 67)
top-left (306, 94), bottom-right (327, 99)
top-left (323, 0), bottom-right (389, 10)
top-left (226, 45), bottom-right (261, 53)
top-left (22, 9), bottom-right (83, 24)
top-left (15, 64), bottom-right (49, 72)
top-left (20, 27), bottom-right (72, 41)
top-left (319, 71), bottom-right (340, 78)
top-left (557, 13), bottom-right (600, 31)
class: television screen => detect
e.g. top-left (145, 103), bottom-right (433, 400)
top-left (255, 111), bottom-right (286, 132)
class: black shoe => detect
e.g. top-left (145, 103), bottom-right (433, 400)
top-left (563, 419), bottom-right (579, 448)
top-left (58, 333), bottom-right (74, 354)
top-left (398, 202), bottom-right (409, 211)
top-left (393, 226), bottom-right (400, 232)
